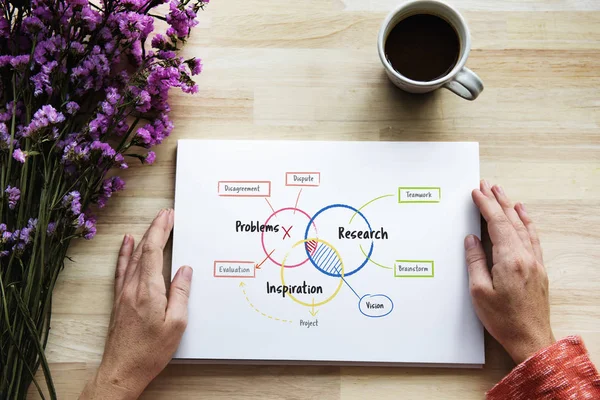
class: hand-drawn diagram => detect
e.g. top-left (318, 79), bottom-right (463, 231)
top-left (213, 173), bottom-right (441, 325)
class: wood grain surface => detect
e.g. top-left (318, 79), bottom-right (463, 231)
top-left (30, 0), bottom-right (600, 398)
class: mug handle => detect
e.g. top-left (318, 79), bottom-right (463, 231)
top-left (443, 67), bottom-right (484, 100)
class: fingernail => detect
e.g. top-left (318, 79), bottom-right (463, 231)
top-left (465, 235), bottom-right (478, 249)
top-left (182, 266), bottom-right (193, 281)
top-left (482, 180), bottom-right (490, 190)
top-left (519, 202), bottom-right (527, 215)
top-left (123, 234), bottom-right (130, 245)
top-left (495, 185), bottom-right (505, 196)
top-left (157, 209), bottom-right (165, 217)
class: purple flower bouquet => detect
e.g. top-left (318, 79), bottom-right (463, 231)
top-left (0, 0), bottom-right (206, 396)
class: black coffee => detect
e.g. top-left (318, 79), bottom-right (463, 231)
top-left (385, 14), bottom-right (460, 82)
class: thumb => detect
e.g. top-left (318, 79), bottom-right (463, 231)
top-left (167, 266), bottom-right (193, 330)
top-left (464, 235), bottom-right (493, 298)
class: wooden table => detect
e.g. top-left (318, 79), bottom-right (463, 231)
top-left (31, 0), bottom-right (600, 398)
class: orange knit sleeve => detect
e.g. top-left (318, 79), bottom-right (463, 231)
top-left (487, 336), bottom-right (600, 399)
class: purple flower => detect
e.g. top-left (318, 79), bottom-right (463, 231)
top-left (135, 126), bottom-right (152, 145)
top-left (101, 101), bottom-right (115, 116)
top-left (115, 153), bottom-right (128, 169)
top-left (23, 16), bottom-right (46, 37)
top-left (0, 101), bottom-right (23, 122)
top-left (76, 213), bottom-right (85, 228)
top-left (67, 0), bottom-right (88, 7)
top-left (31, 60), bottom-right (60, 97)
top-left (13, 148), bottom-right (26, 163)
top-left (151, 34), bottom-right (168, 49)
top-left (158, 50), bottom-right (176, 60)
top-left (106, 87), bottom-right (120, 105)
top-left (111, 177), bottom-right (125, 191)
top-left (0, 123), bottom-right (9, 148)
top-left (19, 228), bottom-right (31, 243)
top-left (71, 47), bottom-right (110, 95)
top-left (1, 231), bottom-right (12, 243)
top-left (62, 191), bottom-right (82, 215)
top-left (0, 55), bottom-right (11, 67)
top-left (90, 141), bottom-right (116, 159)
top-left (186, 58), bottom-right (202, 75)
top-left (5, 186), bottom-right (21, 210)
top-left (133, 89), bottom-right (151, 112)
top-left (80, 6), bottom-right (102, 30)
top-left (97, 176), bottom-right (126, 208)
top-left (0, 250), bottom-right (8, 258)
top-left (74, 213), bottom-right (97, 239)
top-left (145, 151), bottom-right (156, 164)
top-left (130, 40), bottom-right (143, 65)
top-left (10, 55), bottom-right (31, 69)
top-left (19, 219), bottom-right (38, 245)
top-left (117, 12), bottom-right (154, 42)
top-left (47, 222), bottom-right (57, 236)
top-left (181, 81), bottom-right (198, 94)
top-left (166, 0), bottom-right (199, 38)
top-left (62, 140), bottom-right (90, 165)
top-left (23, 104), bottom-right (65, 138)
top-left (65, 101), bottom-right (80, 115)
top-left (70, 41), bottom-right (85, 54)
top-left (83, 220), bottom-right (96, 240)
top-left (122, 0), bottom-right (147, 8)
top-left (12, 242), bottom-right (26, 254)
top-left (88, 114), bottom-right (108, 138)
top-left (33, 36), bottom-right (65, 65)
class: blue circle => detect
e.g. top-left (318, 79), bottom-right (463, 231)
top-left (304, 204), bottom-right (374, 277)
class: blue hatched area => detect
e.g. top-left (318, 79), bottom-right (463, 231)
top-left (318, 249), bottom-right (341, 275)
top-left (329, 261), bottom-right (342, 275)
top-left (312, 244), bottom-right (326, 260)
top-left (314, 246), bottom-right (330, 263)
top-left (310, 243), bottom-right (343, 275)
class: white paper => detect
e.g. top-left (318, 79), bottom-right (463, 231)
top-left (172, 140), bottom-right (483, 366)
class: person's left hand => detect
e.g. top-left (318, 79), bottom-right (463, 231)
top-left (80, 209), bottom-right (192, 400)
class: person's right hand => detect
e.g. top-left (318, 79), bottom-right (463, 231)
top-left (465, 180), bottom-right (555, 364)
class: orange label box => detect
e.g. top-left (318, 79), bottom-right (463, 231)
top-left (285, 172), bottom-right (320, 187)
top-left (217, 181), bottom-right (271, 197)
top-left (213, 261), bottom-right (256, 278)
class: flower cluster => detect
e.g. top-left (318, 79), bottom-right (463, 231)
top-left (0, 0), bottom-right (206, 396)
top-left (1, 0), bottom-right (205, 258)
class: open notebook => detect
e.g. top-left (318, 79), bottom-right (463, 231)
top-left (172, 140), bottom-right (483, 367)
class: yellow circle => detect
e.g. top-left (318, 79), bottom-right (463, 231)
top-left (280, 238), bottom-right (345, 308)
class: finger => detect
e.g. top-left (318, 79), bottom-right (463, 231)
top-left (137, 208), bottom-right (174, 281)
top-left (123, 209), bottom-right (167, 286)
top-left (464, 235), bottom-right (494, 298)
top-left (491, 185), bottom-right (533, 252)
top-left (472, 188), bottom-right (521, 248)
top-left (167, 266), bottom-right (193, 332)
top-left (515, 202), bottom-right (544, 264)
top-left (480, 179), bottom-right (494, 198)
top-left (115, 234), bottom-right (134, 297)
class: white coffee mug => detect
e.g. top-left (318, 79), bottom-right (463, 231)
top-left (377, 0), bottom-right (484, 100)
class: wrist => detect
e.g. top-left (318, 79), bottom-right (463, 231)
top-left (506, 331), bottom-right (556, 364)
top-left (80, 363), bottom-right (147, 400)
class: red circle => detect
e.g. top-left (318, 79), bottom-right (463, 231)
top-left (261, 207), bottom-right (318, 268)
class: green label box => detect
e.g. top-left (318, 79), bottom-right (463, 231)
top-left (398, 187), bottom-right (441, 203)
top-left (394, 260), bottom-right (435, 278)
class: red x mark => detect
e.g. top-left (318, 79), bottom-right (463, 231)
top-left (282, 225), bottom-right (293, 239)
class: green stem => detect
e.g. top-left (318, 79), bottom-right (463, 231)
top-left (4, 76), bottom-right (17, 193)
top-left (12, 287), bottom-right (57, 399)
